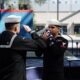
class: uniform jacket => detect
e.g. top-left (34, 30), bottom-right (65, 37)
top-left (0, 31), bottom-right (46, 80)
top-left (43, 35), bottom-right (68, 80)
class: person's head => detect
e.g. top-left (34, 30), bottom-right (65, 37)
top-left (4, 15), bottom-right (21, 33)
top-left (47, 19), bottom-right (62, 36)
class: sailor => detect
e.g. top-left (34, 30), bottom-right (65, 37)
top-left (41, 19), bottom-right (68, 80)
top-left (0, 15), bottom-right (46, 80)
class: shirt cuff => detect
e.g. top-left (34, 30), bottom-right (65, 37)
top-left (30, 30), bottom-right (35, 34)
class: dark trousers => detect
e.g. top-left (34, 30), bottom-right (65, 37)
top-left (43, 67), bottom-right (64, 80)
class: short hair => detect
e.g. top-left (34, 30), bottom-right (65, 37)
top-left (5, 22), bottom-right (19, 30)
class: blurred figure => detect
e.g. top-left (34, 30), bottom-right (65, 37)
top-left (41, 19), bottom-right (68, 80)
top-left (0, 15), bottom-right (46, 80)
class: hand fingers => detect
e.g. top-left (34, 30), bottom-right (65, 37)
top-left (23, 24), bottom-right (31, 32)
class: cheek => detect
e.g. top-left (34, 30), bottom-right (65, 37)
top-left (50, 30), bottom-right (55, 34)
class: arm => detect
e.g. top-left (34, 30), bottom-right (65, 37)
top-left (23, 25), bottom-right (47, 51)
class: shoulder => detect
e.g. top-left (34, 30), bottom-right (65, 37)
top-left (61, 37), bottom-right (68, 42)
top-left (56, 36), bottom-right (68, 43)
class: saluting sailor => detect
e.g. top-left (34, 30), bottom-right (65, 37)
top-left (0, 15), bottom-right (46, 80)
top-left (42, 19), bottom-right (68, 80)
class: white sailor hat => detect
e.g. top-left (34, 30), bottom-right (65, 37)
top-left (5, 15), bottom-right (21, 23)
top-left (45, 19), bottom-right (62, 28)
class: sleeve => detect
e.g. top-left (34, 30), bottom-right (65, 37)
top-left (31, 32), bottom-right (47, 57)
top-left (12, 33), bottom-right (47, 52)
top-left (31, 32), bottom-right (46, 47)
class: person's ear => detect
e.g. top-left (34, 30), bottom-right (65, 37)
top-left (14, 27), bottom-right (17, 32)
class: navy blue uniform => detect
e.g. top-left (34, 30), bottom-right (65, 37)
top-left (43, 35), bottom-right (68, 80)
top-left (0, 31), bottom-right (46, 80)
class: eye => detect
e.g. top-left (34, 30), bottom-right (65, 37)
top-left (49, 26), bottom-right (55, 28)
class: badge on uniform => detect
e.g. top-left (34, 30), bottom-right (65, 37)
top-left (60, 42), bottom-right (67, 48)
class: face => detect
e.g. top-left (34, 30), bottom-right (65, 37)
top-left (48, 25), bottom-right (60, 35)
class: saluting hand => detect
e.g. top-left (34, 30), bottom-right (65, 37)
top-left (23, 24), bottom-right (31, 33)
top-left (42, 32), bottom-right (49, 40)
